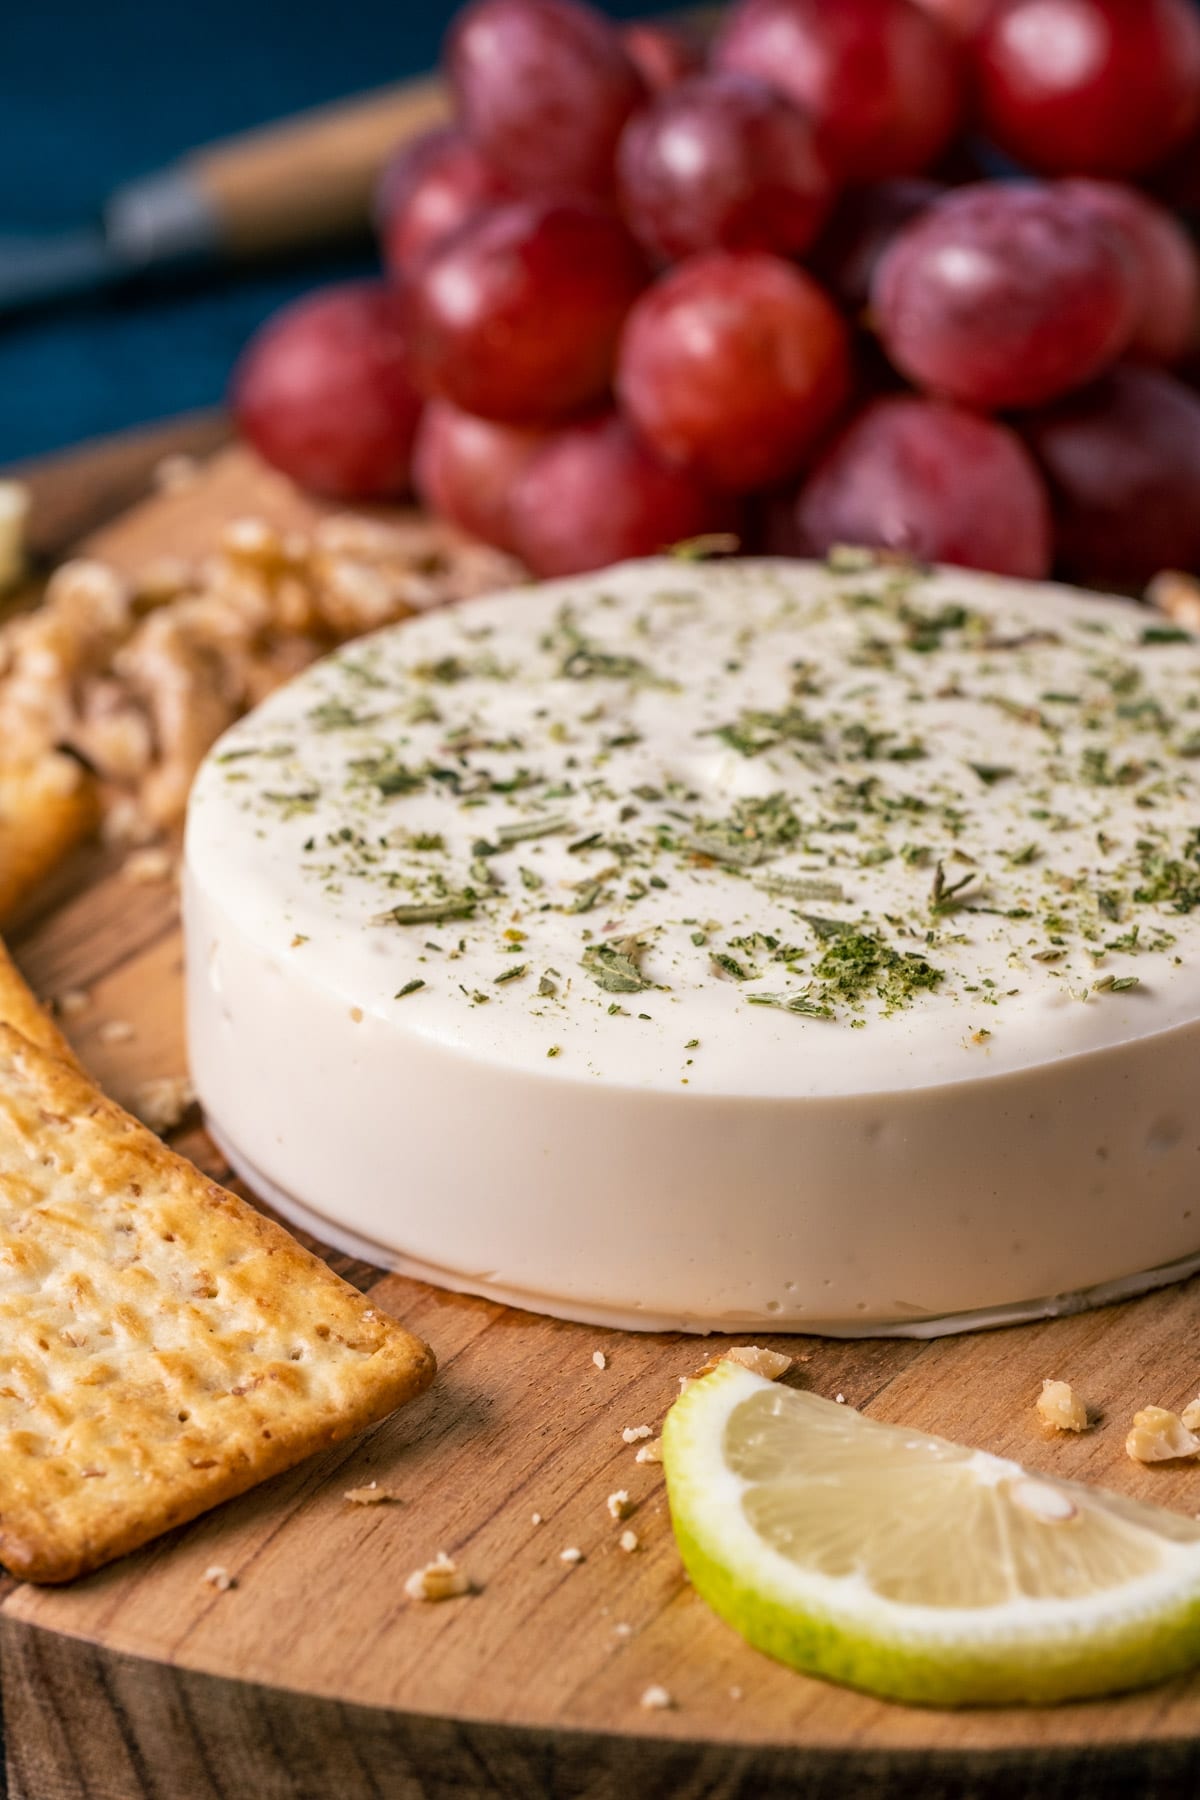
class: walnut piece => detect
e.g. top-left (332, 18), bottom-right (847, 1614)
top-left (1125, 1407), bottom-right (1200, 1464)
top-left (1036, 1378), bottom-right (1090, 1433)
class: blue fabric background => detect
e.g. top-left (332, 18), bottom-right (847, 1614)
top-left (0, 0), bottom-right (651, 463)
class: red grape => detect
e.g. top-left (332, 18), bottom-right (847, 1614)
top-left (973, 0), bottom-right (1200, 177)
top-left (377, 127), bottom-right (513, 278)
top-left (620, 21), bottom-right (704, 93)
top-left (1021, 364), bottom-right (1200, 586)
top-left (413, 400), bottom-right (548, 553)
top-left (232, 283), bottom-right (422, 500)
top-left (810, 178), bottom-right (944, 314)
top-left (712, 0), bottom-right (964, 183)
top-left (616, 73), bottom-right (836, 265)
top-left (508, 413), bottom-right (739, 576)
top-left (1057, 180), bottom-right (1200, 365)
top-left (872, 184), bottom-right (1136, 408)
top-left (779, 395), bottom-right (1052, 578)
top-left (402, 199), bottom-right (647, 425)
top-left (448, 0), bottom-right (645, 198)
top-left (618, 252), bottom-right (852, 493)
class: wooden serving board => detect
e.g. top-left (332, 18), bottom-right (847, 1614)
top-left (5, 425), bottom-right (1200, 1800)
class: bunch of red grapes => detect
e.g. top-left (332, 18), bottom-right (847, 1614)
top-left (234, 0), bottom-right (1200, 591)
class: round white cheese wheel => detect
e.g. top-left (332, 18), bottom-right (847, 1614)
top-left (184, 556), bottom-right (1200, 1334)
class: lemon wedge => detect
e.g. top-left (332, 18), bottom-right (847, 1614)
top-left (662, 1361), bottom-right (1200, 1706)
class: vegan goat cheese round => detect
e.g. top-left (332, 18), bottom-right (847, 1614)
top-left (184, 556), bottom-right (1200, 1333)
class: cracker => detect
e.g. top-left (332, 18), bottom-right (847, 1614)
top-left (0, 934), bottom-right (81, 1069)
top-left (0, 755), bottom-right (96, 926)
top-left (0, 1024), bottom-right (435, 1583)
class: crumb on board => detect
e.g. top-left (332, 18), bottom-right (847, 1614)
top-left (1183, 1397), bottom-right (1200, 1432)
top-left (729, 1686), bottom-right (743, 1701)
top-left (120, 846), bottom-right (175, 885)
top-left (681, 1345), bottom-right (793, 1393)
top-left (1126, 1407), bottom-right (1200, 1464)
top-left (1037, 1378), bottom-right (1090, 1433)
top-left (640, 1684), bottom-right (673, 1711)
top-left (635, 1439), bottom-right (663, 1465)
top-left (619, 1529), bottom-right (639, 1553)
top-left (404, 1551), bottom-right (473, 1601)
top-left (55, 989), bottom-right (90, 1017)
top-left (593, 1350), bottom-right (608, 1370)
top-left (530, 1511), bottom-right (543, 1526)
top-left (607, 1490), bottom-right (634, 1522)
top-left (203, 1565), bottom-right (235, 1592)
top-left (614, 1621), bottom-right (632, 1638)
top-left (835, 1393), bottom-right (846, 1404)
top-left (622, 1425), bottom-right (653, 1444)
top-left (559, 1546), bottom-right (584, 1565)
top-left (97, 1018), bottom-right (135, 1044)
top-left (344, 1482), bottom-right (392, 1506)
top-left (130, 1075), bottom-right (196, 1136)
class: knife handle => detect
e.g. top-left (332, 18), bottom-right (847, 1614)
top-left (188, 77), bottom-right (450, 258)
top-left (105, 76), bottom-right (450, 268)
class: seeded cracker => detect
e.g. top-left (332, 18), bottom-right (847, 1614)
top-left (0, 1024), bottom-right (435, 1582)
top-left (0, 934), bottom-right (81, 1068)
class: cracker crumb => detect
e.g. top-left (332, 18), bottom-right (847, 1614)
top-left (130, 1075), bottom-right (196, 1136)
top-left (622, 1425), bottom-right (653, 1443)
top-left (687, 1345), bottom-right (794, 1391)
top-left (619, 1528), bottom-right (639, 1553)
top-left (1126, 1407), bottom-right (1200, 1464)
top-left (593, 1349), bottom-right (608, 1370)
top-left (1182, 1397), bottom-right (1200, 1432)
top-left (344, 1482), bottom-right (391, 1505)
top-left (404, 1551), bottom-right (473, 1601)
top-left (56, 989), bottom-right (91, 1017)
top-left (559, 1546), bottom-right (584, 1565)
top-left (607, 1489), bottom-right (635, 1521)
top-left (121, 846), bottom-right (174, 885)
top-left (1037, 1378), bottom-right (1090, 1433)
top-left (640, 1684), bottom-right (673, 1711)
top-left (203, 1565), bottom-right (235, 1591)
top-left (635, 1439), bottom-right (663, 1465)
top-left (530, 1511), bottom-right (543, 1526)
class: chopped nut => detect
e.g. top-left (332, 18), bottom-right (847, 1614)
top-left (559, 1546), bottom-right (584, 1565)
top-left (619, 1528), bottom-right (639, 1553)
top-left (622, 1425), bottom-right (653, 1443)
top-left (1037, 1378), bottom-right (1090, 1434)
top-left (635, 1439), bottom-right (663, 1465)
top-left (640, 1684), bottom-right (673, 1711)
top-left (592, 1349), bottom-right (608, 1370)
top-left (97, 1018), bottom-right (135, 1044)
top-left (607, 1489), bottom-right (634, 1521)
top-left (55, 988), bottom-right (91, 1017)
top-left (203, 1565), bottom-right (234, 1591)
top-left (344, 1483), bottom-right (391, 1505)
top-left (120, 845), bottom-right (175, 884)
top-left (1126, 1407), bottom-right (1200, 1464)
top-left (130, 1075), bottom-right (196, 1136)
top-left (404, 1551), bottom-right (473, 1601)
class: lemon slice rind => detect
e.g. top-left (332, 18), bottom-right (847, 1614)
top-left (662, 1362), bottom-right (1200, 1707)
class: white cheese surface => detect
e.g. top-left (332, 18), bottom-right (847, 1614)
top-left (184, 558), bottom-right (1200, 1331)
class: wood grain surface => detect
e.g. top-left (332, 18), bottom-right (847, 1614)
top-left (5, 426), bottom-right (1200, 1800)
